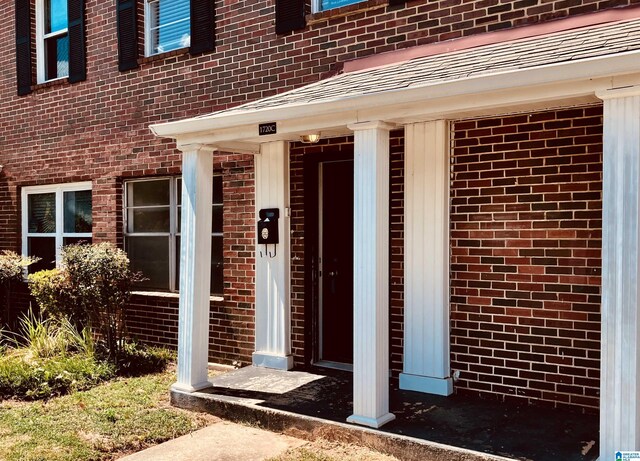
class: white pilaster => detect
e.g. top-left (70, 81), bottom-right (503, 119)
top-left (173, 144), bottom-right (215, 393)
top-left (253, 141), bottom-right (293, 370)
top-left (399, 120), bottom-right (453, 396)
top-left (598, 86), bottom-right (640, 457)
top-left (347, 121), bottom-right (396, 429)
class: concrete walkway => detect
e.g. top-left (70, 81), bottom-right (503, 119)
top-left (118, 420), bottom-right (305, 461)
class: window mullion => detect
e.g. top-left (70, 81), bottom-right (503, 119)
top-left (43, 28), bottom-right (68, 40)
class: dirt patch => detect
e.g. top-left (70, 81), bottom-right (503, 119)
top-left (270, 439), bottom-right (400, 461)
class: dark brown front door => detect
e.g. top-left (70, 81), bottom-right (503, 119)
top-left (319, 160), bottom-right (354, 365)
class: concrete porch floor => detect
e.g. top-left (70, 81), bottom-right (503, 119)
top-left (171, 366), bottom-right (599, 461)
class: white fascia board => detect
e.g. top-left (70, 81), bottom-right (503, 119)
top-left (150, 50), bottom-right (640, 142)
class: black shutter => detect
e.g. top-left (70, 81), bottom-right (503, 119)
top-left (117, 0), bottom-right (139, 71)
top-left (67, 0), bottom-right (86, 83)
top-left (189, 0), bottom-right (215, 55)
top-left (275, 0), bottom-right (305, 35)
top-left (15, 0), bottom-right (32, 96)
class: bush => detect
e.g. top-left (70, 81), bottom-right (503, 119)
top-left (0, 351), bottom-right (114, 400)
top-left (0, 313), bottom-right (112, 400)
top-left (117, 342), bottom-right (174, 377)
top-left (0, 251), bottom-right (39, 326)
top-left (27, 269), bottom-right (77, 323)
top-left (0, 251), bottom-right (39, 283)
top-left (28, 242), bottom-right (143, 363)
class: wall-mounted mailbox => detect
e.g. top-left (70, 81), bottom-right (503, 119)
top-left (257, 208), bottom-right (279, 257)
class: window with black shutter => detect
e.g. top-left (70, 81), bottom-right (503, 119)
top-left (137, 0), bottom-right (214, 59)
top-left (15, 0), bottom-right (87, 91)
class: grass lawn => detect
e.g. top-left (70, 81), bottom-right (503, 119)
top-left (0, 365), bottom-right (217, 461)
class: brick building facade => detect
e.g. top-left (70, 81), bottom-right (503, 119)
top-left (3, 1), bottom-right (640, 446)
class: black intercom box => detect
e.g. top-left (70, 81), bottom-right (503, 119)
top-left (257, 208), bottom-right (279, 245)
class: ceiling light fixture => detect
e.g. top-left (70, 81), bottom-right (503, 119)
top-left (300, 133), bottom-right (321, 144)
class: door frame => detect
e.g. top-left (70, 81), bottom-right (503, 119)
top-left (301, 148), bottom-right (354, 369)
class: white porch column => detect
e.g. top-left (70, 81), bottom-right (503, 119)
top-left (252, 141), bottom-right (293, 370)
top-left (598, 86), bottom-right (640, 457)
top-left (173, 144), bottom-right (214, 393)
top-left (347, 121), bottom-right (396, 429)
top-left (399, 120), bottom-right (453, 396)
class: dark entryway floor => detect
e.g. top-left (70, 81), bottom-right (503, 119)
top-left (203, 366), bottom-right (598, 461)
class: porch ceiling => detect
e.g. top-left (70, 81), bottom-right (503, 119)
top-left (151, 14), bottom-right (640, 150)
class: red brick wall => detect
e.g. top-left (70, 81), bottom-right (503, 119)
top-left (450, 106), bottom-right (603, 410)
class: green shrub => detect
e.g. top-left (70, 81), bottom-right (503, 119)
top-left (28, 242), bottom-right (143, 363)
top-left (0, 251), bottom-right (39, 326)
top-left (0, 351), bottom-right (114, 400)
top-left (27, 269), bottom-right (77, 323)
top-left (116, 342), bottom-right (174, 377)
top-left (0, 251), bottom-right (39, 283)
top-left (0, 312), bottom-right (171, 399)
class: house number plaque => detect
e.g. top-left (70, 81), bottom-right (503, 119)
top-left (259, 122), bottom-right (277, 136)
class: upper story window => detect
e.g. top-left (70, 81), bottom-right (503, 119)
top-left (145, 0), bottom-right (191, 56)
top-left (124, 177), bottom-right (223, 294)
top-left (312, 0), bottom-right (364, 12)
top-left (22, 182), bottom-right (93, 273)
top-left (36, 0), bottom-right (69, 82)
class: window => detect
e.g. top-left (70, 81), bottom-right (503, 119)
top-left (22, 183), bottom-right (92, 273)
top-left (36, 0), bottom-right (69, 82)
top-left (312, 0), bottom-right (364, 12)
top-left (145, 0), bottom-right (191, 56)
top-left (124, 177), bottom-right (223, 294)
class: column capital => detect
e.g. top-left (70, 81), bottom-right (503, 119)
top-left (176, 143), bottom-right (219, 154)
top-left (596, 85), bottom-right (640, 100)
top-left (348, 121), bottom-right (396, 132)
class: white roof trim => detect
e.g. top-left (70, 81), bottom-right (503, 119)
top-left (151, 50), bottom-right (640, 146)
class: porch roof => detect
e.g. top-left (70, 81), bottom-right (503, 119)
top-left (151, 13), bottom-right (640, 149)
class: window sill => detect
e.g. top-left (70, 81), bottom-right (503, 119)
top-left (132, 291), bottom-right (224, 303)
top-left (31, 76), bottom-right (69, 92)
top-left (138, 47), bottom-right (190, 66)
top-left (307, 0), bottom-right (388, 24)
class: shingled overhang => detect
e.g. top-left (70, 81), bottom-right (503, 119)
top-left (151, 8), bottom-right (640, 151)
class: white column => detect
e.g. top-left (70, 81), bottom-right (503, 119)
top-left (598, 86), bottom-right (640, 457)
top-left (399, 120), bottom-right (453, 396)
top-left (347, 121), bottom-right (395, 429)
top-left (252, 141), bottom-right (293, 370)
top-left (173, 144), bottom-right (214, 393)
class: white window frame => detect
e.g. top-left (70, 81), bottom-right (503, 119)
top-left (36, 0), bottom-right (69, 84)
top-left (21, 182), bottom-right (92, 268)
top-left (123, 176), bottom-right (223, 293)
top-left (144, 0), bottom-right (191, 57)
top-left (312, 0), bottom-right (365, 13)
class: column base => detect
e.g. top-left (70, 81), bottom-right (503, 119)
top-left (171, 380), bottom-right (213, 393)
top-left (347, 412), bottom-right (396, 429)
top-left (252, 352), bottom-right (294, 370)
top-left (399, 373), bottom-right (453, 396)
